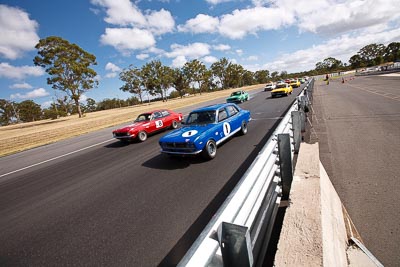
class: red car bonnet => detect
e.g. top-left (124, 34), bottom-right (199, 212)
top-left (114, 121), bottom-right (149, 132)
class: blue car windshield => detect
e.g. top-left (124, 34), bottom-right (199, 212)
top-left (186, 111), bottom-right (216, 125)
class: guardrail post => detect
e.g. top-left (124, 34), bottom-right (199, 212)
top-left (216, 222), bottom-right (253, 267)
top-left (278, 133), bottom-right (293, 201)
top-left (291, 111), bottom-right (301, 153)
top-left (300, 110), bottom-right (306, 132)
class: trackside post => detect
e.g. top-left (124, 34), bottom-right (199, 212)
top-left (278, 133), bottom-right (293, 200)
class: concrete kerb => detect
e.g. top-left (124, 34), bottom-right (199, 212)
top-left (274, 143), bottom-right (381, 266)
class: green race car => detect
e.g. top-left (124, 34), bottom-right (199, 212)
top-left (226, 90), bottom-right (249, 103)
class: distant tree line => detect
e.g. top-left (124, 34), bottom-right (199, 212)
top-left (313, 42), bottom-right (400, 73)
top-left (0, 96), bottom-right (140, 125)
top-left (1, 36), bottom-right (399, 126)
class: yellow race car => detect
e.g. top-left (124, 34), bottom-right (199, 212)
top-left (290, 79), bottom-right (300, 88)
top-left (271, 83), bottom-right (293, 97)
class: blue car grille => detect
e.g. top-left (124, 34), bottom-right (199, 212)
top-left (161, 142), bottom-right (197, 153)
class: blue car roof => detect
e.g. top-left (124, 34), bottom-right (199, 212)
top-left (191, 103), bottom-right (237, 113)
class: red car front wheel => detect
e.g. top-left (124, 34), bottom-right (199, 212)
top-left (138, 131), bottom-right (147, 142)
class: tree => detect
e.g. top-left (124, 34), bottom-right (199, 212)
top-left (349, 54), bottom-right (364, 69)
top-left (226, 63), bottom-right (245, 88)
top-left (171, 68), bottom-right (189, 98)
top-left (280, 71), bottom-right (288, 79)
top-left (357, 43), bottom-right (385, 66)
top-left (55, 95), bottom-right (73, 115)
top-left (270, 71), bottom-right (279, 81)
top-left (242, 70), bottom-right (255, 86)
top-left (200, 69), bottom-right (214, 92)
top-left (384, 42), bottom-right (400, 62)
top-left (183, 59), bottom-right (207, 95)
top-left (254, 70), bottom-right (270, 84)
top-left (316, 57), bottom-right (343, 72)
top-left (160, 65), bottom-right (174, 101)
top-left (33, 36), bottom-right (98, 118)
top-left (85, 98), bottom-right (97, 112)
top-left (96, 98), bottom-right (125, 110)
top-left (17, 100), bottom-right (42, 122)
top-left (142, 60), bottom-right (171, 102)
top-left (0, 99), bottom-right (15, 125)
top-left (119, 65), bottom-right (146, 103)
top-left (126, 96), bottom-right (139, 106)
top-left (211, 57), bottom-right (230, 89)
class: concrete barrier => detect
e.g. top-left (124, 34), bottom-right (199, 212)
top-left (274, 143), bottom-right (382, 266)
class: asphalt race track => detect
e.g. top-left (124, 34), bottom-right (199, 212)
top-left (0, 85), bottom-right (305, 266)
top-left (312, 74), bottom-right (400, 266)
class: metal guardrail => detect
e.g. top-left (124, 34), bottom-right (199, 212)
top-left (178, 79), bottom-right (314, 267)
top-left (355, 67), bottom-right (400, 76)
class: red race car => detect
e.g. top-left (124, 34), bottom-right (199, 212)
top-left (112, 109), bottom-right (183, 142)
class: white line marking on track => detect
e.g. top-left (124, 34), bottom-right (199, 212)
top-left (0, 138), bottom-right (114, 179)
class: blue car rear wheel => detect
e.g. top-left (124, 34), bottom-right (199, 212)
top-left (240, 121), bottom-right (248, 135)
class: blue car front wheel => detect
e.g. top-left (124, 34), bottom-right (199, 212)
top-left (202, 139), bottom-right (217, 160)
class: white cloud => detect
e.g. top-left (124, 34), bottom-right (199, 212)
top-left (91, 0), bottom-right (175, 56)
top-left (181, 0), bottom-right (400, 40)
top-left (104, 62), bottom-right (121, 78)
top-left (92, 0), bottom-right (176, 55)
top-left (92, 0), bottom-right (175, 34)
top-left (165, 42), bottom-right (211, 59)
top-left (105, 62), bottom-right (121, 72)
top-left (90, 0), bottom-right (146, 27)
top-left (41, 100), bottom-right (53, 109)
top-left (251, 0), bottom-right (270, 6)
top-left (205, 0), bottom-right (233, 4)
top-left (213, 44), bottom-right (231, 51)
top-left (10, 88), bottom-right (49, 99)
top-left (100, 27), bottom-right (156, 55)
top-left (291, 0), bottom-right (400, 35)
top-left (146, 9), bottom-right (175, 35)
top-left (202, 56), bottom-right (218, 64)
top-left (105, 72), bottom-right (118, 78)
top-left (178, 14), bottom-right (219, 33)
top-left (171, 55), bottom-right (187, 68)
top-left (147, 47), bottom-right (165, 55)
top-left (94, 74), bottom-right (102, 82)
top-left (10, 82), bottom-right (33, 89)
top-left (79, 94), bottom-right (88, 103)
top-left (236, 49), bottom-right (243, 56)
top-left (247, 55), bottom-right (258, 61)
top-left (178, 6), bottom-right (294, 39)
top-left (264, 27), bottom-right (400, 73)
top-left (0, 62), bottom-right (45, 79)
top-left (219, 7), bottom-right (295, 39)
top-left (136, 53), bottom-right (149, 60)
top-left (0, 5), bottom-right (40, 60)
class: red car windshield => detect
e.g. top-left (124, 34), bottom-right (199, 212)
top-left (135, 113), bottom-right (151, 122)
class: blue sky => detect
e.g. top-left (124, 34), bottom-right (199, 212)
top-left (1, 0), bottom-right (400, 107)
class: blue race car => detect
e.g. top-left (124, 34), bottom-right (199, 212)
top-left (159, 103), bottom-right (251, 159)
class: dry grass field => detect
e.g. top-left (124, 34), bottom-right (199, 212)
top-left (0, 85), bottom-right (262, 157)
